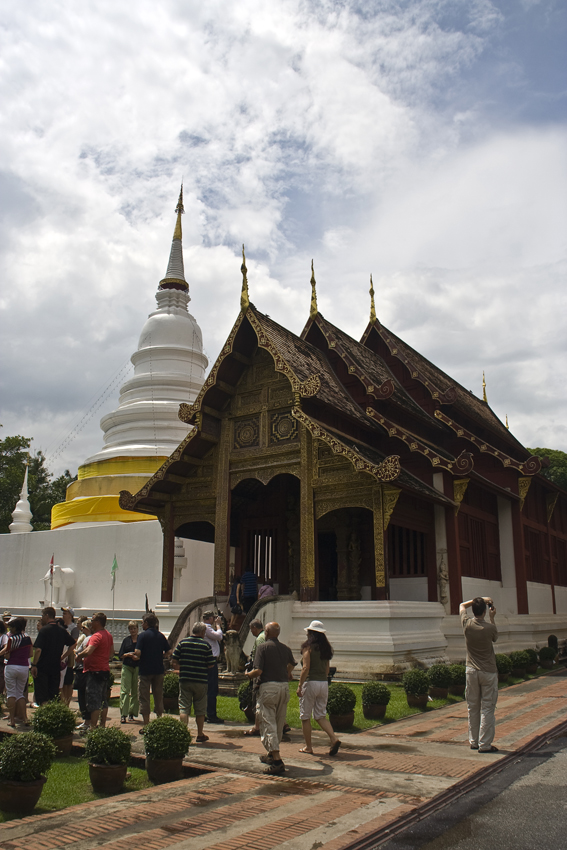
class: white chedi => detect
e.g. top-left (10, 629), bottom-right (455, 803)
top-left (9, 465), bottom-right (33, 533)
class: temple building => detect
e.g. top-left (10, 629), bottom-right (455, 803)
top-left (120, 259), bottom-right (567, 672)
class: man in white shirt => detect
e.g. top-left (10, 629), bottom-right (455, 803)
top-left (202, 610), bottom-right (224, 723)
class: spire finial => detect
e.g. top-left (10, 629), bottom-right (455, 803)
top-left (505, 414), bottom-right (509, 429)
top-left (482, 371), bottom-right (487, 403)
top-left (173, 183), bottom-right (184, 241)
top-left (240, 245), bottom-right (249, 313)
top-left (9, 462), bottom-right (32, 534)
top-left (309, 260), bottom-right (318, 320)
top-left (369, 274), bottom-right (376, 325)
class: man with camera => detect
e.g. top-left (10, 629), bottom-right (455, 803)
top-left (460, 596), bottom-right (498, 753)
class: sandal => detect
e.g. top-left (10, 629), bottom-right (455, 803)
top-left (478, 745), bottom-right (499, 753)
top-left (299, 747), bottom-right (314, 754)
top-left (244, 728), bottom-right (260, 736)
top-left (329, 740), bottom-right (341, 756)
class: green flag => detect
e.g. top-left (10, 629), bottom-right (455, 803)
top-left (110, 555), bottom-right (118, 591)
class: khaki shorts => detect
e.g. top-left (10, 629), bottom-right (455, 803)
top-left (299, 680), bottom-right (328, 720)
top-left (179, 680), bottom-right (207, 716)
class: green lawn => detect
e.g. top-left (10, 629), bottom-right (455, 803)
top-left (0, 757), bottom-right (152, 823)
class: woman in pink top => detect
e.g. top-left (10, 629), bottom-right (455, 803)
top-left (2, 617), bottom-right (32, 727)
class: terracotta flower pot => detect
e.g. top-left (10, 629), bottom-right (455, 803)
top-left (526, 664), bottom-right (538, 675)
top-left (511, 668), bottom-right (526, 679)
top-left (146, 757), bottom-right (184, 785)
top-left (541, 659), bottom-right (554, 669)
top-left (362, 703), bottom-right (387, 720)
top-left (53, 735), bottom-right (74, 757)
top-left (89, 763), bottom-right (128, 795)
top-left (448, 684), bottom-right (466, 696)
top-left (406, 693), bottom-right (428, 709)
top-left (498, 672), bottom-right (509, 682)
top-left (163, 697), bottom-right (179, 711)
top-left (329, 711), bottom-right (355, 731)
top-left (0, 776), bottom-right (47, 814)
top-left (428, 687), bottom-right (448, 699)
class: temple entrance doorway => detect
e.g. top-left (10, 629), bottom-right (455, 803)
top-left (316, 508), bottom-right (374, 601)
top-left (230, 474), bottom-right (300, 595)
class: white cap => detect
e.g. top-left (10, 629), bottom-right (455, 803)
top-left (304, 620), bottom-right (326, 633)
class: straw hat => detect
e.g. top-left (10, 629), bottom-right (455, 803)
top-left (304, 620), bottom-right (326, 633)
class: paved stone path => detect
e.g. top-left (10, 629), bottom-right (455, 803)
top-left (1, 670), bottom-right (566, 850)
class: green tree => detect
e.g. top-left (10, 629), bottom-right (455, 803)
top-left (528, 447), bottom-right (567, 492)
top-left (0, 433), bottom-right (77, 533)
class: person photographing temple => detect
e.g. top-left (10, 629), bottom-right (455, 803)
top-left (460, 596), bottom-right (499, 753)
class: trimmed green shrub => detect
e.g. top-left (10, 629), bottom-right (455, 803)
top-left (238, 680), bottom-right (254, 711)
top-left (509, 650), bottom-right (530, 669)
top-left (448, 664), bottom-right (466, 686)
top-left (31, 699), bottom-right (77, 739)
top-left (0, 732), bottom-right (56, 782)
top-left (142, 716), bottom-right (192, 759)
top-left (548, 635), bottom-right (558, 651)
top-left (361, 681), bottom-right (391, 706)
top-left (163, 672), bottom-right (180, 699)
top-left (539, 646), bottom-right (556, 662)
top-left (402, 669), bottom-right (429, 696)
top-left (495, 654), bottom-right (512, 675)
top-left (524, 648), bottom-right (538, 665)
top-left (427, 664), bottom-right (452, 688)
top-left (84, 727), bottom-right (131, 766)
top-left (327, 683), bottom-right (357, 714)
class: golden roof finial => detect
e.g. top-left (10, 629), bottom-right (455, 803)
top-left (369, 273), bottom-right (376, 325)
top-left (240, 244), bottom-right (249, 313)
top-left (482, 371), bottom-right (487, 404)
top-left (309, 260), bottom-right (318, 320)
top-left (173, 183), bottom-right (184, 241)
top-left (505, 414), bottom-right (509, 429)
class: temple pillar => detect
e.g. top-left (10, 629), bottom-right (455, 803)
top-left (160, 502), bottom-right (175, 602)
top-left (299, 424), bottom-right (316, 601)
top-left (213, 420), bottom-right (231, 595)
top-left (336, 518), bottom-right (349, 601)
top-left (497, 496), bottom-right (518, 615)
top-left (372, 485), bottom-right (387, 600)
top-left (511, 500), bottom-right (529, 614)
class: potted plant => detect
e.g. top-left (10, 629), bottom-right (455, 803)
top-left (524, 648), bottom-right (538, 675)
top-left (448, 664), bottom-right (466, 696)
top-left (402, 669), bottom-right (429, 708)
top-left (539, 645), bottom-right (556, 670)
top-left (327, 683), bottom-right (357, 730)
top-left (509, 650), bottom-right (530, 678)
top-left (163, 672), bottom-right (180, 711)
top-left (495, 653), bottom-right (512, 682)
top-left (84, 727), bottom-right (131, 794)
top-left (0, 732), bottom-right (56, 814)
top-left (361, 681), bottom-right (390, 720)
top-left (426, 664), bottom-right (452, 699)
top-left (142, 715), bottom-right (192, 784)
top-left (31, 699), bottom-right (77, 756)
top-left (238, 680), bottom-right (256, 723)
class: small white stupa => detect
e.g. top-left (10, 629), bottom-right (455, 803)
top-left (9, 464), bottom-right (33, 533)
top-left (51, 187), bottom-right (208, 528)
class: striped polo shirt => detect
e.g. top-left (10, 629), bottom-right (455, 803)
top-left (172, 636), bottom-right (214, 682)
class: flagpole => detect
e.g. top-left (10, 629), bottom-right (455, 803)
top-left (111, 554), bottom-right (117, 654)
top-left (49, 554), bottom-right (54, 608)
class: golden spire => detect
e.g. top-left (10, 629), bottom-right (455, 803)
top-left (309, 260), bottom-right (318, 320)
top-left (506, 414), bottom-right (509, 429)
top-left (482, 371), bottom-right (487, 403)
top-left (369, 273), bottom-right (376, 325)
top-left (173, 183), bottom-right (184, 241)
top-left (240, 244), bottom-right (249, 313)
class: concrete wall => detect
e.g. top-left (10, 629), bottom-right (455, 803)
top-left (389, 577), bottom-right (429, 602)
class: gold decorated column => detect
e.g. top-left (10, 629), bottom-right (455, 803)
top-left (372, 485), bottom-right (386, 598)
top-left (299, 424), bottom-right (316, 601)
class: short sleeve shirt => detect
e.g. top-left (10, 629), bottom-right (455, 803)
top-left (461, 612), bottom-right (498, 673)
top-left (83, 629), bottom-right (113, 672)
top-left (137, 628), bottom-right (170, 676)
top-left (34, 622), bottom-right (75, 672)
top-left (173, 636), bottom-right (213, 682)
top-left (255, 638), bottom-right (296, 684)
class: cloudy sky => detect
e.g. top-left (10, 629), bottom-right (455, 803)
top-left (0, 0), bottom-right (565, 477)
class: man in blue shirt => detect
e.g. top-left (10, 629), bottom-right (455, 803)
top-left (238, 567), bottom-right (258, 614)
top-left (133, 613), bottom-right (171, 731)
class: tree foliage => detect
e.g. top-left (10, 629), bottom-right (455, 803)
top-left (0, 432), bottom-right (76, 533)
top-left (528, 447), bottom-right (567, 492)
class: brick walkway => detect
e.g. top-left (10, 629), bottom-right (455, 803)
top-left (1, 670), bottom-right (566, 850)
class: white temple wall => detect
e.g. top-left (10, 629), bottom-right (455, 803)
top-left (554, 585), bottom-right (567, 615)
top-left (526, 581), bottom-right (554, 614)
top-left (389, 577), bottom-right (428, 602)
top-left (497, 496), bottom-right (518, 615)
